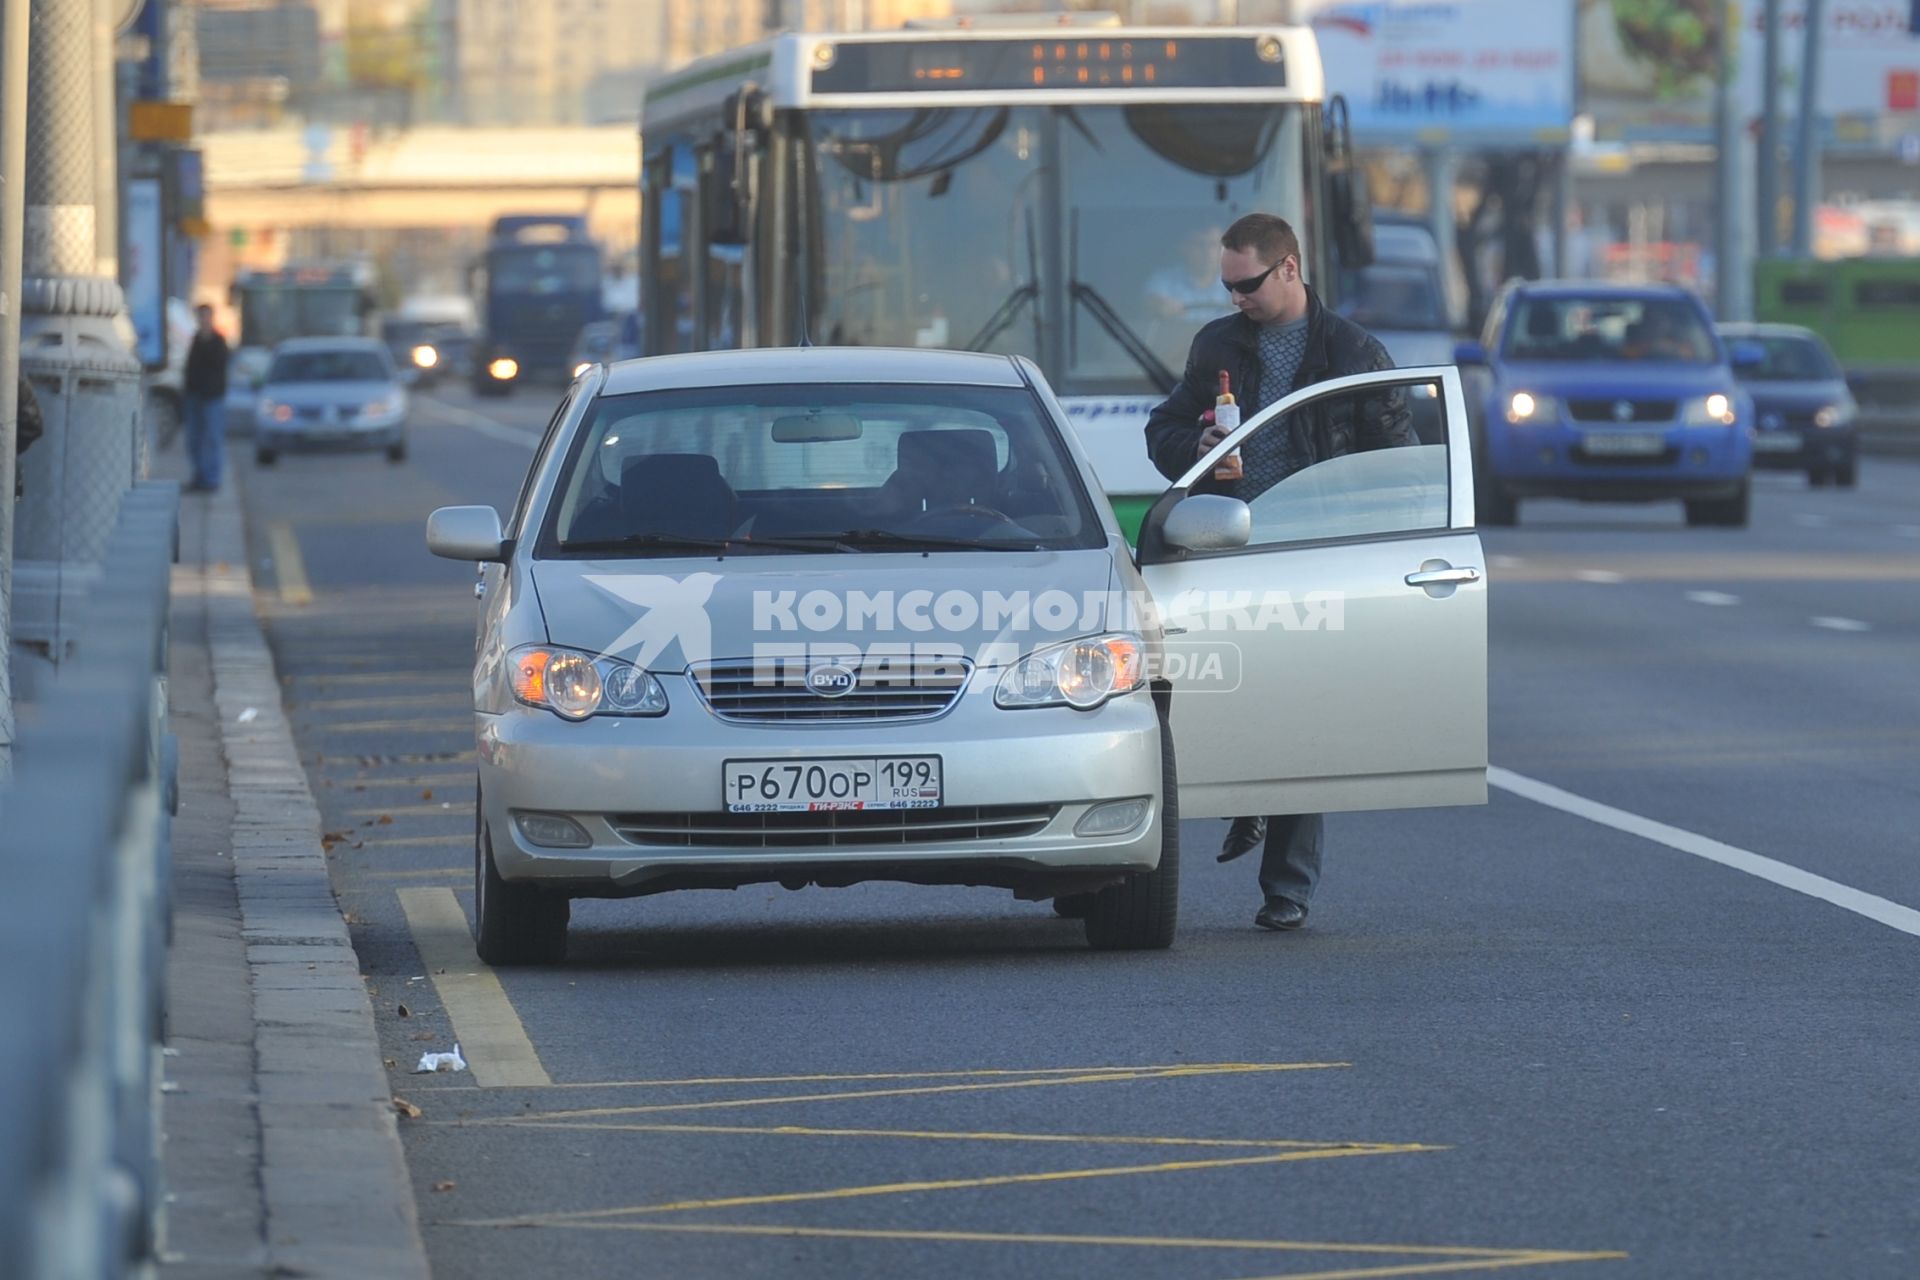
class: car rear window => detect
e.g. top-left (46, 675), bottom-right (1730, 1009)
top-left (540, 382), bottom-right (1106, 555)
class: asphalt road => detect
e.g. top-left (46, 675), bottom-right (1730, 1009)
top-left (235, 382), bottom-right (1920, 1280)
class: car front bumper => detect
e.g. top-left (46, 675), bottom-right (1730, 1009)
top-left (1489, 420), bottom-right (1751, 500)
top-left (1750, 426), bottom-right (1856, 470)
top-left (476, 683), bottom-right (1165, 899)
top-left (255, 414), bottom-right (406, 451)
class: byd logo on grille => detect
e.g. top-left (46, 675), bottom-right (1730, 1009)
top-left (805, 663), bottom-right (859, 698)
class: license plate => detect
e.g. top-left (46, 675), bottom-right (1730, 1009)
top-left (1582, 431), bottom-right (1665, 457)
top-left (725, 756), bottom-right (942, 812)
top-left (1753, 433), bottom-right (1801, 453)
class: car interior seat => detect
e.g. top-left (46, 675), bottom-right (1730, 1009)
top-left (619, 452), bottom-right (736, 540)
top-left (882, 429), bottom-right (1001, 515)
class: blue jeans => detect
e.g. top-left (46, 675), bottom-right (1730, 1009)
top-left (1259, 813), bottom-right (1324, 907)
top-left (183, 394), bottom-right (224, 488)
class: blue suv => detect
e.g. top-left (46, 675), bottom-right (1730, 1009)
top-left (1455, 282), bottom-right (1754, 527)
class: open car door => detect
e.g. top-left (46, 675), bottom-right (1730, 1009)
top-left (1136, 366), bottom-right (1487, 818)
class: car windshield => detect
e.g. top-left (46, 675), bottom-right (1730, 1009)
top-left (543, 382), bottom-right (1104, 555)
top-left (1734, 334), bottom-right (1841, 381)
top-left (1506, 297), bottom-right (1717, 364)
top-left (268, 350), bottom-right (391, 383)
top-left (1335, 263), bottom-right (1446, 331)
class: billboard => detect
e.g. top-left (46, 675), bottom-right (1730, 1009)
top-left (1299, 0), bottom-right (1577, 146)
top-left (1582, 0), bottom-right (1920, 144)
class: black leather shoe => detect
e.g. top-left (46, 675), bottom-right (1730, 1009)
top-left (1254, 897), bottom-right (1308, 931)
top-left (1217, 816), bottom-right (1267, 863)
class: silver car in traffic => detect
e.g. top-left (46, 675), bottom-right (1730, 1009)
top-left (428, 347), bottom-right (1489, 963)
top-left (253, 337), bottom-right (410, 465)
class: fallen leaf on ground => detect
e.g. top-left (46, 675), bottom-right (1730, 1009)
top-left (396, 1003), bottom-right (410, 1018)
top-left (377, 815), bottom-right (394, 825)
top-left (411, 1031), bottom-right (436, 1042)
top-left (432, 1181), bottom-right (456, 1193)
top-left (393, 1097), bottom-right (422, 1119)
top-left (422, 789), bottom-right (433, 800)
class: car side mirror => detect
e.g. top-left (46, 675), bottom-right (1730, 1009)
top-left (426, 505), bottom-right (507, 562)
top-left (1162, 494), bottom-right (1251, 552)
top-left (1452, 340), bottom-right (1487, 366)
top-left (1730, 341), bottom-right (1766, 370)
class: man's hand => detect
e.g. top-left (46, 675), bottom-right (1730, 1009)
top-left (1195, 413), bottom-right (1230, 460)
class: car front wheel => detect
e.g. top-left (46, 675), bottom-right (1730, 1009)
top-left (473, 795), bottom-right (568, 965)
top-left (1083, 714), bottom-right (1180, 951)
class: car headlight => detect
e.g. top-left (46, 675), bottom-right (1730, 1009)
top-left (1505, 391), bottom-right (1561, 424)
top-left (363, 395), bottom-right (400, 417)
top-left (509, 645), bottom-right (668, 720)
top-left (1812, 402), bottom-right (1852, 429)
top-left (488, 357), bottom-right (519, 381)
top-left (1683, 393), bottom-right (1737, 426)
top-left (411, 344), bottom-right (439, 369)
top-left (995, 633), bottom-right (1146, 711)
top-left (258, 399), bottom-right (292, 423)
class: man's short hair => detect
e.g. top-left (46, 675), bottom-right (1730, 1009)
top-left (194, 303), bottom-right (213, 317)
top-left (1221, 214), bottom-right (1300, 267)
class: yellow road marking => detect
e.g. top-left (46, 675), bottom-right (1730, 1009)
top-left (339, 770), bottom-right (475, 788)
top-left (363, 866), bottom-right (467, 881)
top-left (267, 522), bottom-right (313, 606)
top-left (396, 887), bottom-right (550, 1088)
top-left (363, 833), bottom-right (470, 848)
top-left (506, 1062), bottom-right (1347, 1122)
top-left (447, 1061), bottom-right (1337, 1091)
top-left (294, 671), bottom-right (470, 686)
top-left (495, 1120), bottom-right (1396, 1151)
top-left (462, 1221), bottom-right (1625, 1274)
top-left (1231, 1256), bottom-right (1623, 1280)
top-left (466, 1144), bottom-right (1440, 1226)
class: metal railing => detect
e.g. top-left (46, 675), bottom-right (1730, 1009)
top-left (0, 480), bottom-right (179, 1279)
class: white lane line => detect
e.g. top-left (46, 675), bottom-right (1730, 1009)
top-left (1575, 569), bottom-right (1625, 584)
top-left (1685, 591), bottom-right (1741, 607)
top-left (1489, 554), bottom-right (1526, 569)
top-left (1793, 513), bottom-right (1830, 528)
top-left (1811, 616), bottom-right (1872, 633)
top-left (1489, 767), bottom-right (1920, 939)
top-left (418, 396), bottom-right (540, 450)
top-left (1894, 525), bottom-right (1920, 539)
top-left (397, 887), bottom-right (553, 1087)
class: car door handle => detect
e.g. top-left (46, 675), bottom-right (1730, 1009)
top-left (1405, 566), bottom-right (1481, 587)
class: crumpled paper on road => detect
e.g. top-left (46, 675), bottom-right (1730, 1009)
top-left (413, 1043), bottom-right (467, 1074)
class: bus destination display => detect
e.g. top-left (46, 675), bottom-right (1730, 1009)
top-left (811, 37), bottom-right (1287, 94)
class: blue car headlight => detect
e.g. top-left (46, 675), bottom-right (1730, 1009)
top-left (1505, 391), bottom-right (1561, 424)
top-left (1683, 393), bottom-right (1737, 426)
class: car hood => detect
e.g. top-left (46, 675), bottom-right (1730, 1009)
top-left (1739, 380), bottom-right (1851, 411)
top-left (1493, 361), bottom-right (1733, 397)
top-left (1373, 330), bottom-right (1456, 369)
top-left (530, 548), bottom-right (1122, 673)
top-left (262, 379), bottom-right (400, 405)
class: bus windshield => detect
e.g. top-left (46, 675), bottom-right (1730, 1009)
top-left (488, 244), bottom-right (601, 297)
top-left (806, 103), bottom-right (1306, 395)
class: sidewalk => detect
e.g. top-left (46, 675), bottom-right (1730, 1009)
top-left (157, 449), bottom-right (431, 1279)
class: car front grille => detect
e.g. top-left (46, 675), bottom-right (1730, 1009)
top-left (611, 805), bottom-right (1059, 848)
top-left (1567, 399), bottom-right (1677, 423)
top-left (690, 655), bottom-right (970, 723)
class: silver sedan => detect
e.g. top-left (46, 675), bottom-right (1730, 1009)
top-left (428, 347), bottom-right (1489, 963)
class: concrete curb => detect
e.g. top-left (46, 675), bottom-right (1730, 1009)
top-left (199, 476), bottom-right (432, 1279)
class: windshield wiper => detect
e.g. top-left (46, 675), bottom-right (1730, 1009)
top-left (832, 528), bottom-right (1036, 551)
top-left (559, 532), bottom-right (830, 555)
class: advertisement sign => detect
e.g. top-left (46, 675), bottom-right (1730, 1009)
top-left (1298, 0), bottom-right (1577, 145)
top-left (124, 176), bottom-right (167, 370)
top-left (1582, 0), bottom-right (1920, 143)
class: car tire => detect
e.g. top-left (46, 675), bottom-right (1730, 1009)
top-left (1835, 456), bottom-right (1857, 488)
top-left (1685, 480), bottom-right (1749, 528)
top-left (1479, 479), bottom-right (1518, 527)
top-left (1083, 714), bottom-right (1179, 951)
top-left (255, 448), bottom-right (277, 467)
top-left (1053, 893), bottom-right (1095, 919)
top-left (1808, 468), bottom-right (1830, 488)
top-left (473, 797), bottom-right (568, 966)
top-left (387, 439), bottom-right (408, 464)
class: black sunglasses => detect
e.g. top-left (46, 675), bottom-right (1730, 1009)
top-left (1222, 260), bottom-right (1285, 295)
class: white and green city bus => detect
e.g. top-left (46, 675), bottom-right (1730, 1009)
top-left (638, 17), bottom-right (1371, 538)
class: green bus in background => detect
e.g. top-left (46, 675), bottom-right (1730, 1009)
top-left (1753, 257), bottom-right (1920, 420)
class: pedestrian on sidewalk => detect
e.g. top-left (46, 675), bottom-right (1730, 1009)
top-left (1143, 211), bottom-right (1413, 934)
top-left (183, 303), bottom-right (230, 492)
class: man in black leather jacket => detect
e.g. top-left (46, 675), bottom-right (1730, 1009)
top-left (1143, 212), bottom-right (1414, 933)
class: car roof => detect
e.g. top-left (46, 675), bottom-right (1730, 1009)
top-left (597, 347), bottom-right (1030, 396)
top-left (275, 336), bottom-right (389, 354)
top-left (1511, 279), bottom-right (1700, 301)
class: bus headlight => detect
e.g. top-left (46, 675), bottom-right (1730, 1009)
top-left (410, 344), bottom-right (439, 369)
top-left (488, 357), bottom-right (519, 381)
